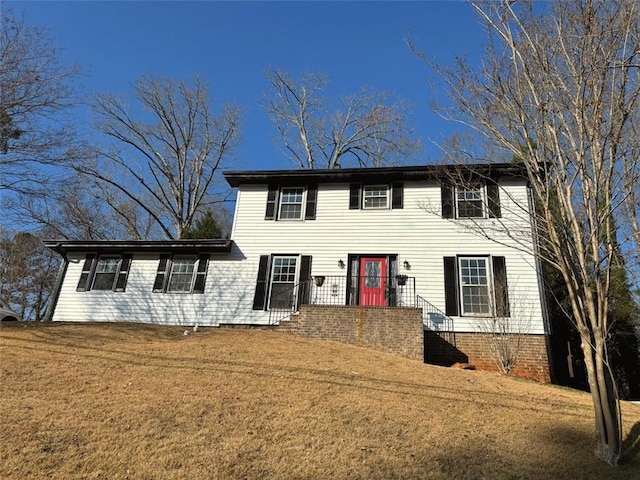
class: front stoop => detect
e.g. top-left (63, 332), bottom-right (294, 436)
top-left (274, 317), bottom-right (300, 334)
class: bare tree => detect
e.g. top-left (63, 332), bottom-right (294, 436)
top-left (6, 175), bottom-right (138, 240)
top-left (78, 74), bottom-right (241, 239)
top-left (0, 9), bottom-right (81, 194)
top-left (264, 68), bottom-right (420, 169)
top-left (0, 230), bottom-right (59, 321)
top-left (411, 0), bottom-right (639, 465)
top-left (475, 281), bottom-right (534, 375)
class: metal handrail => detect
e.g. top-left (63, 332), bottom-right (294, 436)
top-left (416, 294), bottom-right (454, 331)
top-left (268, 275), bottom-right (417, 325)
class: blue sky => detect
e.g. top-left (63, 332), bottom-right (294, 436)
top-left (9, 0), bottom-right (486, 171)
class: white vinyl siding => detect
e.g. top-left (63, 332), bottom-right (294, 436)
top-left (53, 177), bottom-right (544, 334)
top-left (227, 179), bottom-right (544, 333)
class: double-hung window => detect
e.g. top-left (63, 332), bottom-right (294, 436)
top-left (441, 182), bottom-right (501, 219)
top-left (252, 254), bottom-right (313, 311)
top-left (167, 257), bottom-right (197, 293)
top-left (153, 254), bottom-right (209, 294)
top-left (279, 187), bottom-right (305, 220)
top-left (459, 257), bottom-right (491, 315)
top-left (92, 257), bottom-right (121, 290)
top-left (363, 185), bottom-right (389, 209)
top-left (456, 186), bottom-right (484, 218)
top-left (76, 253), bottom-right (132, 292)
top-left (265, 185), bottom-right (317, 221)
top-left (349, 183), bottom-right (403, 210)
top-left (443, 255), bottom-right (509, 317)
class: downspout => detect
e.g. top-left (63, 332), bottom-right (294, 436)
top-left (45, 245), bottom-right (68, 322)
top-left (527, 183), bottom-right (555, 383)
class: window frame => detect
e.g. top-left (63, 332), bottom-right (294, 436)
top-left (278, 187), bottom-right (306, 221)
top-left (456, 185), bottom-right (486, 219)
top-left (91, 256), bottom-right (122, 291)
top-left (267, 255), bottom-right (299, 309)
top-left (458, 256), bottom-right (492, 316)
top-left (153, 253), bottom-right (209, 294)
top-left (166, 256), bottom-right (198, 293)
top-left (77, 253), bottom-right (132, 293)
top-left (362, 185), bottom-right (389, 210)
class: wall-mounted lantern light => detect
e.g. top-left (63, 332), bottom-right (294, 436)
top-left (403, 260), bottom-right (411, 270)
top-left (338, 259), bottom-right (345, 269)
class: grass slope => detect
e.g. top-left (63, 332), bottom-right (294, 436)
top-left (1, 323), bottom-right (639, 480)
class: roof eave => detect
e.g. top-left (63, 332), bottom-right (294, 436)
top-left (223, 163), bottom-right (528, 187)
top-left (43, 239), bottom-right (234, 254)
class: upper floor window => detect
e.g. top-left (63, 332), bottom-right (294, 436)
top-left (265, 184), bottom-right (317, 221)
top-left (76, 253), bottom-right (132, 293)
top-left (363, 185), bottom-right (389, 209)
top-left (456, 186), bottom-right (484, 218)
top-left (350, 182), bottom-right (403, 210)
top-left (441, 182), bottom-right (501, 219)
top-left (279, 187), bottom-right (305, 220)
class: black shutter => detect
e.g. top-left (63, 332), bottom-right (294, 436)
top-left (492, 256), bottom-right (510, 317)
top-left (487, 182), bottom-right (502, 218)
top-left (76, 253), bottom-right (96, 292)
top-left (443, 256), bottom-right (459, 316)
top-left (265, 185), bottom-right (279, 220)
top-left (153, 254), bottom-right (170, 293)
top-left (193, 254), bottom-right (210, 294)
top-left (252, 255), bottom-right (271, 310)
top-left (296, 255), bottom-right (312, 307)
top-left (349, 183), bottom-right (361, 209)
top-left (114, 254), bottom-right (132, 292)
top-left (391, 182), bottom-right (404, 209)
top-left (305, 184), bottom-right (318, 220)
top-left (441, 184), bottom-right (454, 218)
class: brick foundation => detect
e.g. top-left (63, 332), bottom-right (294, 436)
top-left (297, 305), bottom-right (423, 360)
top-left (424, 331), bottom-right (550, 382)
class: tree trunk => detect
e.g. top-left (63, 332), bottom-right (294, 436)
top-left (580, 328), bottom-right (622, 465)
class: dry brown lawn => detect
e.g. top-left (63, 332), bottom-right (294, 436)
top-left (1, 322), bottom-right (639, 480)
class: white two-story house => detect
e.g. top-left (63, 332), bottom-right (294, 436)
top-left (45, 163), bottom-right (551, 381)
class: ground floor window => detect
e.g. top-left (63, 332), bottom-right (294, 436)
top-left (252, 254), bottom-right (312, 311)
top-left (153, 254), bottom-right (209, 294)
top-left (459, 257), bottom-right (491, 315)
top-left (443, 255), bottom-right (509, 317)
top-left (269, 256), bottom-right (298, 309)
top-left (167, 257), bottom-right (197, 293)
top-left (92, 257), bottom-right (121, 290)
top-left (77, 253), bottom-right (132, 293)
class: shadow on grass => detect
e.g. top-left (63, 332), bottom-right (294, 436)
top-left (537, 423), bottom-right (640, 478)
top-left (621, 420), bottom-right (640, 465)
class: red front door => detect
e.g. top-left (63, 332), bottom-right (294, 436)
top-left (359, 257), bottom-right (387, 306)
